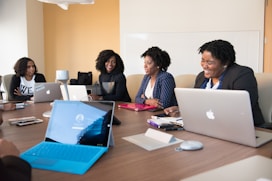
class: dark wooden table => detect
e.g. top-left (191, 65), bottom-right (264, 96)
top-left (1, 102), bottom-right (272, 181)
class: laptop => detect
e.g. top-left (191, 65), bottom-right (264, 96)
top-left (181, 155), bottom-right (272, 181)
top-left (60, 85), bottom-right (89, 101)
top-left (33, 82), bottom-right (62, 103)
top-left (20, 100), bottom-right (115, 175)
top-left (174, 88), bottom-right (272, 147)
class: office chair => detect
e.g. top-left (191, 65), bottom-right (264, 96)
top-left (126, 74), bottom-right (144, 102)
top-left (2, 74), bottom-right (14, 101)
top-left (174, 74), bottom-right (196, 88)
top-left (254, 73), bottom-right (272, 123)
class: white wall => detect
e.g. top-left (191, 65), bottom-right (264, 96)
top-left (0, 0), bottom-right (44, 76)
top-left (0, 0), bottom-right (28, 75)
top-left (120, 0), bottom-right (265, 76)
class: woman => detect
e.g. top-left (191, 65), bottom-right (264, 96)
top-left (10, 57), bottom-right (46, 101)
top-left (0, 138), bottom-right (31, 181)
top-left (91, 50), bottom-right (131, 102)
top-left (165, 40), bottom-right (264, 126)
top-left (135, 46), bottom-right (177, 109)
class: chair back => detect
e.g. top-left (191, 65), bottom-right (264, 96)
top-left (126, 74), bottom-right (144, 102)
top-left (2, 74), bottom-right (14, 101)
top-left (255, 73), bottom-right (272, 123)
top-left (175, 74), bottom-right (196, 88)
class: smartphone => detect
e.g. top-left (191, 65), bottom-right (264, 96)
top-left (16, 119), bottom-right (43, 126)
top-left (8, 116), bottom-right (37, 125)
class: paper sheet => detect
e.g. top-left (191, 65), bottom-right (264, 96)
top-left (123, 129), bottom-right (183, 151)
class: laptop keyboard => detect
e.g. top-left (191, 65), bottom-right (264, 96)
top-left (25, 142), bottom-right (106, 162)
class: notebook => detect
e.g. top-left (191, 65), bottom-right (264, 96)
top-left (20, 100), bottom-right (115, 175)
top-left (181, 155), bottom-right (272, 181)
top-left (174, 88), bottom-right (272, 147)
top-left (60, 85), bottom-right (89, 101)
top-left (33, 82), bottom-right (62, 103)
top-left (118, 103), bottom-right (158, 112)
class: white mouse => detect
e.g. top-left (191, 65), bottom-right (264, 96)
top-left (179, 140), bottom-right (203, 151)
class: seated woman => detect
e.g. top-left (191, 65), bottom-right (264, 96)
top-left (10, 57), bottom-right (46, 101)
top-left (164, 39), bottom-right (265, 126)
top-left (135, 46), bottom-right (177, 109)
top-left (90, 50), bottom-right (131, 102)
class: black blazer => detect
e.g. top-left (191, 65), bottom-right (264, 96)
top-left (194, 63), bottom-right (265, 126)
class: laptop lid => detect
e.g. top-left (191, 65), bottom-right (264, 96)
top-left (174, 88), bottom-right (272, 147)
top-left (60, 85), bottom-right (89, 101)
top-left (33, 82), bottom-right (62, 103)
top-left (181, 155), bottom-right (272, 181)
top-left (20, 100), bottom-right (115, 174)
top-left (45, 100), bottom-right (114, 147)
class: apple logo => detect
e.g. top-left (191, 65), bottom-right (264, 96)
top-left (46, 90), bottom-right (51, 95)
top-left (206, 109), bottom-right (215, 120)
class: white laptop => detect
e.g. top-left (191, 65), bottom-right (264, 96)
top-left (60, 85), bottom-right (89, 101)
top-left (33, 82), bottom-right (62, 103)
top-left (181, 155), bottom-right (272, 181)
top-left (174, 88), bottom-right (272, 147)
top-left (20, 100), bottom-right (115, 175)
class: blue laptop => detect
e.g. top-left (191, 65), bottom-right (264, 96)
top-left (20, 100), bottom-right (115, 175)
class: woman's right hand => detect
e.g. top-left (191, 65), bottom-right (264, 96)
top-left (164, 106), bottom-right (180, 117)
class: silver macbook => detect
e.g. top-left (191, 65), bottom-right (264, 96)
top-left (174, 88), bottom-right (272, 147)
top-left (33, 82), bottom-right (62, 103)
top-left (60, 85), bottom-right (89, 101)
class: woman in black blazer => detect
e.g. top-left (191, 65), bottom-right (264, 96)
top-left (165, 39), bottom-right (265, 126)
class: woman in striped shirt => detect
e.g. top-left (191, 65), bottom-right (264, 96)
top-left (135, 46), bottom-right (177, 109)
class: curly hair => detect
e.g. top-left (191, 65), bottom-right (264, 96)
top-left (95, 50), bottom-right (125, 74)
top-left (13, 57), bottom-right (37, 77)
top-left (198, 39), bottom-right (236, 66)
top-left (141, 46), bottom-right (171, 72)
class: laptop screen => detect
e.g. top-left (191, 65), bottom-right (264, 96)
top-left (45, 100), bottom-right (114, 147)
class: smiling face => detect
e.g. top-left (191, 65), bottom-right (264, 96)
top-left (143, 55), bottom-right (159, 76)
top-left (105, 56), bottom-right (116, 73)
top-left (201, 51), bottom-right (226, 79)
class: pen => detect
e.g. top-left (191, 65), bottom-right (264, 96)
top-left (164, 127), bottom-right (184, 131)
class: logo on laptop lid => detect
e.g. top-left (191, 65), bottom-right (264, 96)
top-left (46, 90), bottom-right (51, 95)
top-left (206, 109), bottom-right (215, 120)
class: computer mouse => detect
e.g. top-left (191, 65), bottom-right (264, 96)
top-left (179, 140), bottom-right (203, 151)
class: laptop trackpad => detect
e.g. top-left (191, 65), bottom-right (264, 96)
top-left (32, 158), bottom-right (57, 166)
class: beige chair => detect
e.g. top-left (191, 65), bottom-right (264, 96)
top-left (126, 74), bottom-right (144, 102)
top-left (254, 73), bottom-right (272, 123)
top-left (2, 74), bottom-right (14, 101)
top-left (175, 74), bottom-right (196, 88)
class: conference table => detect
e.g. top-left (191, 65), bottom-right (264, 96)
top-left (1, 102), bottom-right (272, 181)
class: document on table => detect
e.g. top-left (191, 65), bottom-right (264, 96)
top-left (123, 128), bottom-right (183, 151)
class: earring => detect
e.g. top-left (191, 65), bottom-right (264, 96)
top-left (157, 66), bottom-right (160, 69)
